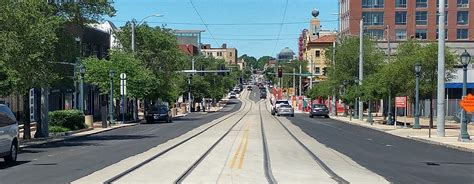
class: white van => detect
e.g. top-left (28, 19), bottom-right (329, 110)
top-left (0, 104), bottom-right (18, 163)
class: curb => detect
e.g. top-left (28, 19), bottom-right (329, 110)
top-left (332, 117), bottom-right (474, 153)
top-left (20, 123), bottom-right (139, 149)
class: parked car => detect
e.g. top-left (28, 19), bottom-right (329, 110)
top-left (260, 91), bottom-right (267, 99)
top-left (0, 105), bottom-right (19, 164)
top-left (247, 85), bottom-right (253, 91)
top-left (271, 100), bottom-right (290, 115)
top-left (309, 104), bottom-right (330, 118)
top-left (229, 92), bottom-right (237, 99)
top-left (276, 104), bottom-right (294, 117)
top-left (145, 105), bottom-right (173, 123)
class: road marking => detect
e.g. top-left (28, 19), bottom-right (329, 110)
top-left (229, 123), bottom-right (250, 169)
top-left (238, 125), bottom-right (250, 169)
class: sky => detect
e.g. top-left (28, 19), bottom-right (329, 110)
top-left (109, 0), bottom-right (338, 58)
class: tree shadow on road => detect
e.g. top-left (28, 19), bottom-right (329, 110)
top-left (0, 161), bottom-right (30, 170)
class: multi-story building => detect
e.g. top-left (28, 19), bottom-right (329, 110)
top-left (201, 44), bottom-right (238, 65)
top-left (300, 17), bottom-right (337, 82)
top-left (339, 0), bottom-right (474, 54)
top-left (174, 30), bottom-right (204, 56)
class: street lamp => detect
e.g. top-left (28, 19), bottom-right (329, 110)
top-left (460, 50), bottom-right (471, 141)
top-left (78, 64), bottom-right (86, 113)
top-left (109, 69), bottom-right (115, 125)
top-left (132, 14), bottom-right (163, 52)
top-left (413, 63), bottom-right (422, 129)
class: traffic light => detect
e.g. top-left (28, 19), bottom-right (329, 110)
top-left (322, 67), bottom-right (327, 76)
top-left (277, 67), bottom-right (283, 78)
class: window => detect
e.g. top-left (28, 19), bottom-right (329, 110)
top-left (217, 52), bottom-right (222, 56)
top-left (362, 12), bottom-right (384, 25)
top-left (457, 29), bottom-right (468, 39)
top-left (395, 29), bottom-right (407, 40)
top-left (362, 0), bottom-right (384, 8)
top-left (416, 11), bottom-right (428, 25)
top-left (365, 29), bottom-right (384, 40)
top-left (395, 12), bottom-right (407, 25)
top-left (458, 0), bottom-right (469, 7)
top-left (396, 0), bottom-right (406, 7)
top-left (416, 0), bottom-right (428, 7)
top-left (229, 52), bottom-right (232, 57)
top-left (315, 50), bottom-right (321, 57)
top-left (436, 11), bottom-right (448, 25)
top-left (436, 29), bottom-right (448, 39)
top-left (457, 11), bottom-right (469, 25)
top-left (437, 0), bottom-right (448, 7)
top-left (415, 29), bottom-right (427, 39)
top-left (315, 67), bottom-right (321, 74)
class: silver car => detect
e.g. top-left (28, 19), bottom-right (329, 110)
top-left (0, 104), bottom-right (19, 163)
top-left (276, 104), bottom-right (294, 117)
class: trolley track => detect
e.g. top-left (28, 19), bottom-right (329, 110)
top-left (263, 102), bottom-right (349, 184)
top-left (103, 92), bottom-right (252, 184)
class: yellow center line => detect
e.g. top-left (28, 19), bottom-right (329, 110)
top-left (238, 126), bottom-right (250, 169)
top-left (229, 123), bottom-right (250, 168)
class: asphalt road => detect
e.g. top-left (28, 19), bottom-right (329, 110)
top-left (0, 100), bottom-right (241, 184)
top-left (286, 113), bottom-right (474, 184)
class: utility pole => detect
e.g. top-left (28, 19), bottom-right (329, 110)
top-left (131, 19), bottom-right (138, 122)
top-left (299, 64), bottom-right (302, 96)
top-left (293, 68), bottom-right (296, 96)
top-left (437, 0), bottom-right (446, 137)
top-left (309, 55), bottom-right (313, 89)
top-left (131, 20), bottom-right (136, 52)
top-left (331, 41), bottom-right (337, 116)
top-left (359, 19), bottom-right (364, 120)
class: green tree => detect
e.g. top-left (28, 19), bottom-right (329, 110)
top-left (116, 23), bottom-right (187, 102)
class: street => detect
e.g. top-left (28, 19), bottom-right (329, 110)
top-left (1, 88), bottom-right (473, 184)
top-left (0, 101), bottom-right (241, 184)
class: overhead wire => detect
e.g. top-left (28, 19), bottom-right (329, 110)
top-left (271, 0), bottom-right (289, 57)
top-left (189, 0), bottom-right (219, 46)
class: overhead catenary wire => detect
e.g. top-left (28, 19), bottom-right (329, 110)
top-left (271, 0), bottom-right (289, 57)
top-left (189, 0), bottom-right (219, 46)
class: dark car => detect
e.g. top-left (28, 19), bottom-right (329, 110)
top-left (145, 105), bottom-right (173, 123)
top-left (309, 104), bottom-right (330, 118)
top-left (260, 91), bottom-right (267, 99)
top-left (247, 86), bottom-right (253, 91)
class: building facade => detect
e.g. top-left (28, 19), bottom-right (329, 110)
top-left (339, 0), bottom-right (474, 54)
top-left (277, 47), bottom-right (296, 61)
top-left (300, 17), bottom-right (337, 82)
top-left (201, 44), bottom-right (238, 65)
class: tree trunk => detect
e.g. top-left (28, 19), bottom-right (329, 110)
top-left (22, 92), bottom-right (31, 140)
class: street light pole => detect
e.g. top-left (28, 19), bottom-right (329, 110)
top-left (437, 0), bottom-right (447, 137)
top-left (460, 50), bottom-right (471, 141)
top-left (414, 63), bottom-right (422, 129)
top-left (299, 64), bottom-right (302, 96)
top-left (79, 64), bottom-right (85, 113)
top-left (359, 19), bottom-right (364, 120)
top-left (109, 69), bottom-right (115, 125)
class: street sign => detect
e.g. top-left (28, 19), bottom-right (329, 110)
top-left (460, 93), bottom-right (474, 113)
top-left (395, 96), bottom-right (407, 108)
top-left (120, 73), bottom-right (127, 95)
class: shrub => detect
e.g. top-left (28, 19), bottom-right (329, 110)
top-left (49, 110), bottom-right (86, 131)
top-left (49, 126), bottom-right (70, 133)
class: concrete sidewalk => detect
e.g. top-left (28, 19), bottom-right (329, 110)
top-left (331, 115), bottom-right (474, 152)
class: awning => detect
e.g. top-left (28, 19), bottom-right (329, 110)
top-left (445, 83), bottom-right (474, 89)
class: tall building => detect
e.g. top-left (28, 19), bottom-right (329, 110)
top-left (339, 0), bottom-right (474, 54)
top-left (174, 30), bottom-right (204, 56)
top-left (201, 44), bottom-right (238, 65)
top-left (300, 16), bottom-right (337, 82)
top-left (277, 47), bottom-right (296, 62)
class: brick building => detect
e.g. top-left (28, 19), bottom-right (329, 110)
top-left (339, 0), bottom-right (474, 54)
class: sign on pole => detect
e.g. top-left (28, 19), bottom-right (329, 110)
top-left (120, 73), bottom-right (127, 95)
top-left (395, 96), bottom-right (406, 108)
top-left (395, 96), bottom-right (408, 128)
top-left (460, 93), bottom-right (474, 113)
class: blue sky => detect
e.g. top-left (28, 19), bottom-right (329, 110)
top-left (109, 0), bottom-right (338, 58)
